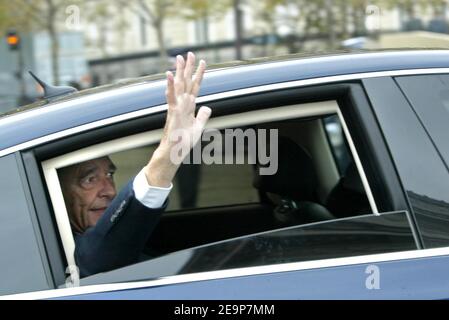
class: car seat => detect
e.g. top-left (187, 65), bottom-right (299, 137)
top-left (253, 136), bottom-right (335, 226)
top-left (326, 161), bottom-right (371, 218)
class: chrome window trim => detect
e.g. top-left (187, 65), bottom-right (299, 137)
top-left (4, 244), bottom-right (449, 300)
top-left (337, 107), bottom-right (379, 214)
top-left (2, 67), bottom-right (449, 158)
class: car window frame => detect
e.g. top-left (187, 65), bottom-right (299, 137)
top-left (40, 98), bottom-right (380, 281)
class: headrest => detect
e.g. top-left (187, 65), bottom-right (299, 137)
top-left (253, 136), bottom-right (318, 202)
top-left (342, 162), bottom-right (365, 194)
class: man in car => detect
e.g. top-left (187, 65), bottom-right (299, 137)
top-left (58, 52), bottom-right (211, 277)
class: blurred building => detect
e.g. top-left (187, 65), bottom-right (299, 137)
top-left (80, 1), bottom-right (271, 84)
top-left (377, 31), bottom-right (449, 49)
top-left (79, 2), bottom-right (449, 60)
top-left (80, 2), bottom-right (242, 60)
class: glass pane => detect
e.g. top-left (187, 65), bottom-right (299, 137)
top-left (364, 76), bottom-right (449, 248)
top-left (80, 211), bottom-right (415, 286)
top-left (396, 75), bottom-right (449, 170)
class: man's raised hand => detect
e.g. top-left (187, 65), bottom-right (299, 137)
top-left (145, 52), bottom-right (211, 188)
top-left (162, 52), bottom-right (211, 154)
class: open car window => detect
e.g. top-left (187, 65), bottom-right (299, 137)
top-left (41, 97), bottom-right (400, 283)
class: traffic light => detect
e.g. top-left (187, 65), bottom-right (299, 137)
top-left (6, 30), bottom-right (20, 50)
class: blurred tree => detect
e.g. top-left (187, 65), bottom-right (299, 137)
top-left (82, 0), bottom-right (129, 57)
top-left (251, 0), bottom-right (342, 52)
top-left (118, 0), bottom-right (177, 71)
top-left (233, 0), bottom-right (244, 59)
top-left (249, 0), bottom-right (284, 55)
top-left (0, 0), bottom-right (13, 33)
top-left (251, 0), bottom-right (385, 51)
top-left (326, 0), bottom-right (336, 48)
top-left (338, 0), bottom-right (350, 39)
top-left (251, 0), bottom-right (281, 34)
top-left (177, 0), bottom-right (232, 44)
top-left (350, 0), bottom-right (369, 36)
top-left (118, 0), bottom-right (234, 69)
top-left (251, 0), bottom-right (308, 53)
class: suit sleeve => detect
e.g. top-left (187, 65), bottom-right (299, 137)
top-left (74, 179), bottom-right (168, 278)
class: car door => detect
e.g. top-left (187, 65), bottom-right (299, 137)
top-left (7, 79), bottom-right (426, 300)
top-left (0, 153), bottom-right (55, 295)
top-left (6, 74), bottom-right (444, 299)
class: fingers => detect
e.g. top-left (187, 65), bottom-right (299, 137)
top-left (174, 55), bottom-right (185, 96)
top-left (171, 52), bottom-right (206, 108)
top-left (165, 71), bottom-right (176, 107)
top-left (195, 106), bottom-right (212, 130)
top-left (192, 60), bottom-right (206, 98)
top-left (179, 93), bottom-right (196, 117)
top-left (184, 52), bottom-right (195, 93)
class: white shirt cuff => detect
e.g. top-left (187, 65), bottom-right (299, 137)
top-left (132, 168), bottom-right (172, 209)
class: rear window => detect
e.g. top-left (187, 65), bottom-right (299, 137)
top-left (395, 74), bottom-right (449, 169)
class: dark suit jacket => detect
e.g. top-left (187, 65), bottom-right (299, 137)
top-left (74, 179), bottom-right (167, 278)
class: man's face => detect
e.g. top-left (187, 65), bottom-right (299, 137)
top-left (59, 157), bottom-right (117, 233)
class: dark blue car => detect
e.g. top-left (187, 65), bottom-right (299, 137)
top-left (1, 50), bottom-right (449, 299)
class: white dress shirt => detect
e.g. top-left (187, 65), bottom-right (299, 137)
top-left (132, 167), bottom-right (173, 209)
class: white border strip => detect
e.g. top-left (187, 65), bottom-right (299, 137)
top-left (337, 108), bottom-right (379, 214)
top-left (3, 67), bottom-right (449, 158)
top-left (4, 245), bottom-right (449, 300)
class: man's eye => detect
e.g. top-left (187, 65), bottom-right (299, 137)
top-left (107, 171), bottom-right (115, 178)
top-left (82, 175), bottom-right (97, 185)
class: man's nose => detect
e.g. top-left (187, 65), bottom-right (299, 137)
top-left (98, 177), bottom-right (116, 199)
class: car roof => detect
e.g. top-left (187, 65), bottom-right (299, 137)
top-left (1, 49), bottom-right (449, 154)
